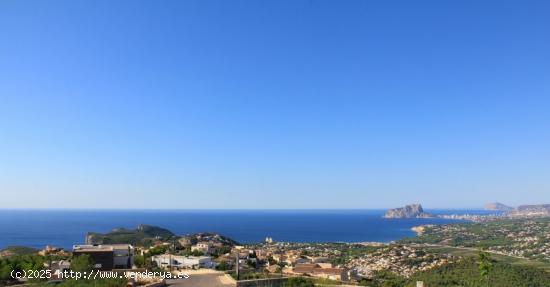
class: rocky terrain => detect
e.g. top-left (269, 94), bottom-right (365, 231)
top-left (384, 204), bottom-right (432, 219)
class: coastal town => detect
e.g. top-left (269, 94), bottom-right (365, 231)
top-left (0, 232), bottom-right (457, 286)
top-left (403, 218), bottom-right (550, 262)
top-left (2, 204), bottom-right (550, 287)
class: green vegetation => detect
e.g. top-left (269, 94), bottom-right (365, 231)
top-left (352, 254), bottom-right (550, 287)
top-left (420, 245), bottom-right (550, 272)
top-left (134, 254), bottom-right (146, 268)
top-left (477, 252), bottom-right (493, 287)
top-left (215, 261), bottom-right (230, 271)
top-left (0, 254), bottom-right (45, 285)
top-left (0, 253), bottom-right (126, 287)
top-left (70, 254), bottom-right (92, 273)
top-left (400, 218), bottom-right (550, 264)
top-left (212, 246), bottom-right (232, 257)
top-left (405, 257), bottom-right (550, 287)
top-left (358, 270), bottom-right (406, 287)
top-left (312, 277), bottom-right (342, 285)
top-left (86, 224), bottom-right (175, 246)
top-left (145, 245), bottom-right (170, 256)
top-left (181, 248), bottom-right (205, 257)
top-left (0, 246), bottom-right (38, 257)
top-left (283, 277), bottom-right (315, 287)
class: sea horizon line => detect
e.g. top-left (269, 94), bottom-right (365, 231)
top-left (0, 207), bottom-right (486, 211)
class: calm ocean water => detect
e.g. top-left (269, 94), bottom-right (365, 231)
top-left (0, 209), bottom-right (489, 249)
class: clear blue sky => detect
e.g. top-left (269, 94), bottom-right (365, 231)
top-left (1, 0), bottom-right (549, 209)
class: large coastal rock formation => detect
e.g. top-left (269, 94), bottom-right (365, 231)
top-left (484, 202), bottom-right (513, 212)
top-left (85, 224), bottom-right (175, 245)
top-left (383, 204), bottom-right (432, 218)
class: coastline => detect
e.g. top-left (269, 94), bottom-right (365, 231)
top-left (0, 209), bottom-right (480, 249)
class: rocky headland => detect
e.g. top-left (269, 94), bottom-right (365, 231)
top-left (383, 204), bottom-right (433, 219)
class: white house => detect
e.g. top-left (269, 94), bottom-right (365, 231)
top-left (152, 254), bottom-right (215, 269)
top-left (191, 242), bottom-right (214, 254)
top-left (72, 244), bottom-right (134, 270)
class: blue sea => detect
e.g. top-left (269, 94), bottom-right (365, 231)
top-left (0, 209), bottom-right (490, 249)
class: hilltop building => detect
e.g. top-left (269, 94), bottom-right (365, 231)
top-left (191, 241), bottom-right (215, 254)
top-left (72, 244), bottom-right (134, 270)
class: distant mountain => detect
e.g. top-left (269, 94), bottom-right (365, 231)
top-left (484, 202), bottom-right (513, 212)
top-left (383, 204), bottom-right (432, 219)
top-left (85, 224), bottom-right (175, 246)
